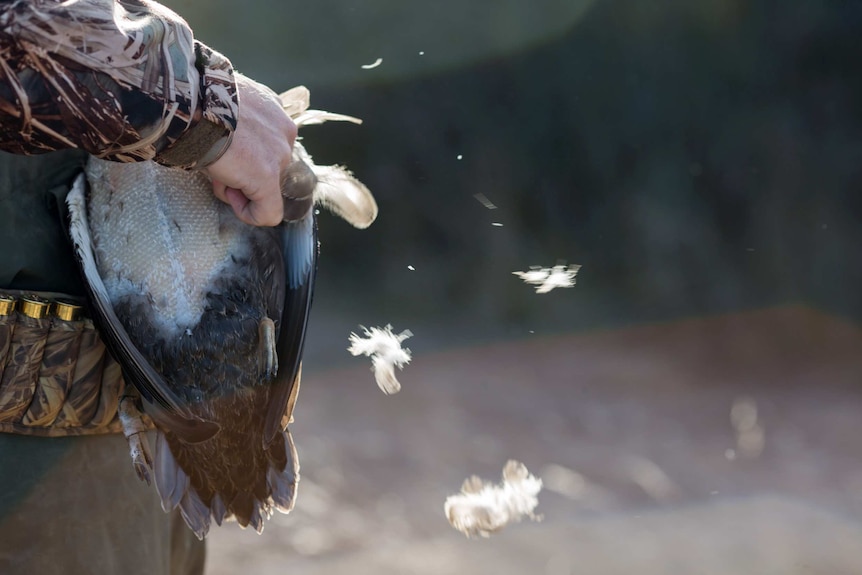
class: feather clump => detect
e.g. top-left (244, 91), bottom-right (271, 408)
top-left (512, 263), bottom-right (581, 294)
top-left (280, 85), bottom-right (378, 230)
top-left (347, 324), bottom-right (412, 394)
top-left (444, 460), bottom-right (543, 538)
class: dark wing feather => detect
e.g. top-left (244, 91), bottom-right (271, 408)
top-left (66, 173), bottom-right (219, 443)
top-left (263, 212), bottom-right (317, 446)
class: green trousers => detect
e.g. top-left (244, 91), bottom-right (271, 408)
top-left (0, 151), bottom-right (205, 575)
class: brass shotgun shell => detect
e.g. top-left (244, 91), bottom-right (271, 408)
top-left (53, 299), bottom-right (84, 322)
top-left (20, 296), bottom-right (50, 319)
top-left (0, 295), bottom-right (15, 316)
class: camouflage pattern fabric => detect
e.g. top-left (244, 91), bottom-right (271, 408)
top-left (0, 302), bottom-right (152, 437)
top-left (0, 311), bottom-right (131, 436)
top-left (20, 318), bottom-right (84, 427)
top-left (0, 313), bottom-right (50, 424)
top-left (0, 0), bottom-right (238, 168)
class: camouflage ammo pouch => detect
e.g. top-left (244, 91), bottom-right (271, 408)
top-left (0, 289), bottom-right (147, 437)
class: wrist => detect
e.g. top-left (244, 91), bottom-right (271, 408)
top-left (155, 113), bottom-right (234, 169)
top-left (155, 42), bottom-right (239, 169)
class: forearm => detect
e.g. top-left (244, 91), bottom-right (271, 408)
top-left (0, 0), bottom-right (238, 167)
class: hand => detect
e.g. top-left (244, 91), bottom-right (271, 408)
top-left (204, 74), bottom-right (298, 227)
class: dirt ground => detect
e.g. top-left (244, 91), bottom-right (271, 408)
top-left (205, 306), bottom-right (862, 575)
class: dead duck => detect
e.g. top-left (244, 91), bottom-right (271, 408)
top-left (67, 86), bottom-right (376, 538)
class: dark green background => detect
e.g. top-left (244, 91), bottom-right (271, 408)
top-left (165, 0), bottom-right (862, 357)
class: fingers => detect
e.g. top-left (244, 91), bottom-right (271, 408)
top-left (224, 188), bottom-right (250, 220)
top-left (216, 176), bottom-right (314, 227)
top-left (211, 179), bottom-right (284, 227)
top-left (234, 185), bottom-right (284, 227)
top-left (204, 74), bottom-right (300, 227)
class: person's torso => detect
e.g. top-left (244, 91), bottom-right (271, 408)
top-left (0, 150), bottom-right (88, 294)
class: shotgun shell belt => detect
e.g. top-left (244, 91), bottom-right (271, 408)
top-left (0, 289), bottom-right (152, 437)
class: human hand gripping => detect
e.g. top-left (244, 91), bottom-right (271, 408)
top-left (205, 74), bottom-right (300, 227)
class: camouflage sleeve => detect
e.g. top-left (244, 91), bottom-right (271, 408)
top-left (0, 0), bottom-right (239, 168)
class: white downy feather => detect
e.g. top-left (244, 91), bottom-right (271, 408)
top-left (279, 86), bottom-right (378, 229)
top-left (445, 460), bottom-right (543, 538)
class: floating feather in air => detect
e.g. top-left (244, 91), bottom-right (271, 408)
top-left (347, 325), bottom-right (412, 395)
top-left (361, 58), bottom-right (383, 69)
top-left (513, 263), bottom-right (581, 294)
top-left (444, 460), bottom-right (543, 538)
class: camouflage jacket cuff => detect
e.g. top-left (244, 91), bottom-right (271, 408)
top-left (155, 43), bottom-right (239, 169)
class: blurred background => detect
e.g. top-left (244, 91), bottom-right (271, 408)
top-left (164, 1), bottom-right (862, 573)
